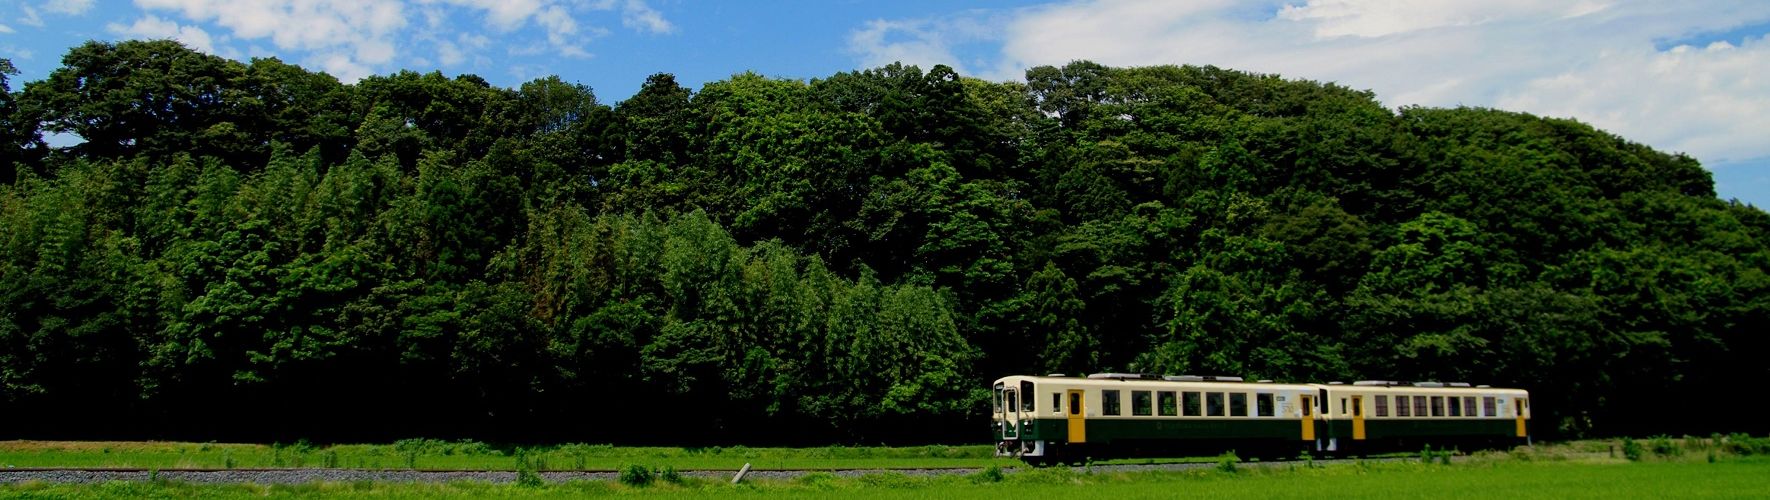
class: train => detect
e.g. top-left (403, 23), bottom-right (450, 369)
top-left (992, 373), bottom-right (1530, 465)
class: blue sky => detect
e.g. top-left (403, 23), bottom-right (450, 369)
top-left (4, 0), bottom-right (1769, 207)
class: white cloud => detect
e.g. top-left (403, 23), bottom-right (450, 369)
top-left (111, 0), bottom-right (670, 81)
top-left (849, 19), bottom-right (966, 72)
top-left (432, 0), bottom-right (545, 31)
top-left (1497, 37), bottom-right (1770, 164)
top-left (0, 24), bottom-right (13, 34)
top-left (311, 51), bottom-right (374, 83)
top-left (42, 0), bottom-right (96, 16)
top-left (847, 11), bottom-right (1007, 77)
top-left (19, 5), bottom-right (44, 27)
top-left (132, 0), bottom-right (408, 80)
top-left (862, 0), bottom-right (1770, 178)
top-left (619, 0), bottom-right (672, 34)
top-left (436, 39), bottom-right (465, 66)
top-left (1276, 0), bottom-right (1612, 39)
top-left (106, 15), bottom-right (218, 54)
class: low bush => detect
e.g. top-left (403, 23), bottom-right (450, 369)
top-left (1622, 438), bottom-right (1643, 462)
top-left (1649, 435), bottom-right (1681, 458)
top-left (970, 465), bottom-right (1005, 483)
top-left (1216, 451), bottom-right (1239, 473)
top-left (619, 464), bottom-right (654, 487)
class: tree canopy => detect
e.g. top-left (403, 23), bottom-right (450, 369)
top-left (2, 41), bottom-right (1765, 443)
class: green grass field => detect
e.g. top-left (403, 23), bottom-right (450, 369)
top-left (7, 436), bottom-right (1770, 499)
top-left (6, 456), bottom-right (1768, 499)
top-left (0, 440), bottom-right (1013, 471)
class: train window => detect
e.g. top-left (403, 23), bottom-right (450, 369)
top-left (1375, 395), bottom-right (1389, 417)
top-left (1414, 396), bottom-right (1429, 417)
top-left (1230, 393), bottom-right (1248, 417)
top-left (1022, 382), bottom-right (1036, 412)
top-left (1183, 392), bottom-right (1202, 416)
top-left (993, 383), bottom-right (1003, 412)
top-left (1340, 398), bottom-right (1348, 415)
top-left (1302, 395), bottom-right (1313, 417)
top-left (1006, 391), bottom-right (1018, 414)
top-left (1396, 396), bottom-right (1411, 417)
top-left (1256, 393), bottom-right (1275, 417)
top-left (1103, 390), bottom-right (1121, 416)
top-left (1206, 393), bottom-right (1226, 417)
top-left (1448, 396), bottom-right (1462, 417)
top-left (1431, 396), bottom-right (1445, 417)
top-left (1133, 391), bottom-right (1153, 416)
top-left (1159, 391), bottom-right (1178, 416)
top-left (1069, 392), bottom-right (1081, 415)
top-left (1464, 397), bottom-right (1478, 417)
top-left (1483, 396), bottom-right (1497, 417)
top-left (1053, 393), bottom-right (1062, 413)
top-left (1353, 398), bottom-right (1362, 417)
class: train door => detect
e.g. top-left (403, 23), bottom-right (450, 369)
top-left (1514, 397), bottom-right (1527, 438)
top-left (1300, 393), bottom-right (1315, 441)
top-left (1066, 389), bottom-right (1087, 443)
top-left (1003, 387), bottom-right (1020, 439)
top-left (1351, 395), bottom-right (1366, 440)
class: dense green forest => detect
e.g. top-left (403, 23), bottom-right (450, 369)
top-left (2, 40), bottom-right (1766, 444)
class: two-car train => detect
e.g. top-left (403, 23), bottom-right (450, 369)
top-left (992, 373), bottom-right (1530, 465)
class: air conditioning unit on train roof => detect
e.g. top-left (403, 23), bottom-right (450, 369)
top-left (1353, 380), bottom-right (1403, 386)
top-left (1412, 382), bottom-right (1445, 387)
top-left (1448, 382), bottom-right (1472, 387)
top-left (1160, 375), bottom-right (1244, 382)
top-left (1087, 373), bottom-right (1161, 380)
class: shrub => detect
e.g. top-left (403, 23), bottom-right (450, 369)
top-left (291, 439), bottom-right (316, 455)
top-left (619, 464), bottom-right (655, 487)
top-left (1723, 433), bottom-right (1770, 456)
top-left (516, 467), bottom-right (544, 488)
top-left (1421, 444), bottom-right (1433, 464)
top-left (1622, 438), bottom-right (1643, 462)
top-left (1216, 451), bottom-right (1239, 473)
top-left (1649, 435), bottom-right (1681, 457)
top-left (970, 465), bottom-right (1005, 483)
top-left (660, 466), bottom-right (683, 485)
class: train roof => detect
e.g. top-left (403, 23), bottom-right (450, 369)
top-left (994, 374), bottom-right (1315, 391)
top-left (994, 374), bottom-right (1526, 394)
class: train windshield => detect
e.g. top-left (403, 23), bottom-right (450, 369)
top-left (993, 383), bottom-right (1004, 413)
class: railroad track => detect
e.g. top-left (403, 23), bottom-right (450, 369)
top-left (0, 457), bottom-right (1422, 484)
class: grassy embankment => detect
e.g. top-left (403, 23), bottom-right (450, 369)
top-left (5, 440), bottom-right (1770, 499)
top-left (0, 440), bottom-right (1012, 471)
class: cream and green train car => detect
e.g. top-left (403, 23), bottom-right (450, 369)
top-left (1312, 381), bottom-right (1531, 455)
top-left (992, 374), bottom-right (1531, 465)
top-left (992, 374), bottom-right (1322, 465)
